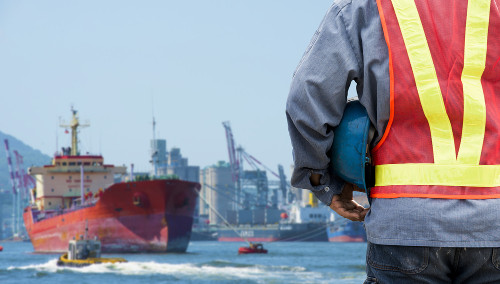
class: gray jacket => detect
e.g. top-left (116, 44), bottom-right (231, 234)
top-left (286, 0), bottom-right (500, 247)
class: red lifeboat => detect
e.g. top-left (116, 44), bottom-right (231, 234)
top-left (238, 243), bottom-right (267, 254)
top-left (0, 246), bottom-right (3, 252)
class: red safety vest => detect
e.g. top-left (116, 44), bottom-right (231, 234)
top-left (371, 0), bottom-right (500, 199)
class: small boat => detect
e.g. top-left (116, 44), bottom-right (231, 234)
top-left (57, 225), bottom-right (126, 267)
top-left (238, 243), bottom-right (268, 254)
top-left (0, 245), bottom-right (3, 251)
top-left (196, 189), bottom-right (270, 255)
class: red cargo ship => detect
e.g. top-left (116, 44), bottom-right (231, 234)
top-left (23, 109), bottom-right (199, 253)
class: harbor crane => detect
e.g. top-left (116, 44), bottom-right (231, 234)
top-left (222, 121), bottom-right (241, 205)
top-left (4, 139), bottom-right (37, 240)
top-left (222, 121), bottom-right (292, 208)
top-left (13, 150), bottom-right (36, 205)
top-left (4, 139), bottom-right (20, 238)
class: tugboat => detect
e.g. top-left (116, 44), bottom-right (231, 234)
top-left (57, 223), bottom-right (127, 267)
top-left (238, 243), bottom-right (268, 254)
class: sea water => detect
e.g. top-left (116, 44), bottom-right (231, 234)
top-left (0, 241), bottom-right (367, 284)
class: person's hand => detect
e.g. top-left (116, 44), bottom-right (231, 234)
top-left (329, 183), bottom-right (369, 222)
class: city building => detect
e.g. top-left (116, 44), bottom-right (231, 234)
top-left (150, 139), bottom-right (199, 183)
top-left (199, 161), bottom-right (235, 225)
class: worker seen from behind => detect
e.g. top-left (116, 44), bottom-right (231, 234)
top-left (286, 0), bottom-right (500, 282)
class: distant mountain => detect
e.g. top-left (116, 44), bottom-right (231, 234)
top-left (0, 131), bottom-right (52, 192)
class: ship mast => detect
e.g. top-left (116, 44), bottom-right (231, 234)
top-left (60, 107), bottom-right (89, 156)
top-left (151, 115), bottom-right (158, 177)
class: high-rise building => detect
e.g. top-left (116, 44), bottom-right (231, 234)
top-left (166, 148), bottom-right (199, 183)
top-left (150, 140), bottom-right (199, 183)
top-left (199, 162), bottom-right (235, 225)
top-left (150, 139), bottom-right (167, 177)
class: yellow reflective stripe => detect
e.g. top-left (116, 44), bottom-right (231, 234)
top-left (391, 0), bottom-right (456, 164)
top-left (375, 164), bottom-right (500, 187)
top-left (458, 0), bottom-right (490, 165)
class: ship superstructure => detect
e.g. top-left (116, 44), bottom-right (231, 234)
top-left (30, 154), bottom-right (126, 211)
top-left (29, 108), bottom-right (126, 211)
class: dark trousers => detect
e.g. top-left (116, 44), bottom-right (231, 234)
top-left (364, 242), bottom-right (500, 284)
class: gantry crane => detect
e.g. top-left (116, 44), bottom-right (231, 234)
top-left (4, 139), bottom-right (20, 238)
top-left (222, 122), bottom-right (292, 208)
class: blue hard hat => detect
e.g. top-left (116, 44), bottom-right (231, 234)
top-left (330, 99), bottom-right (374, 190)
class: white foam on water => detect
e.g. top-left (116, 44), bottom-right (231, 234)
top-left (8, 259), bottom-right (60, 273)
top-left (7, 258), bottom-right (325, 282)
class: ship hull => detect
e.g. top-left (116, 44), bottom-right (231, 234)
top-left (23, 179), bottom-right (199, 253)
top-left (328, 235), bottom-right (366, 242)
top-left (217, 223), bottom-right (328, 242)
top-left (327, 221), bottom-right (367, 243)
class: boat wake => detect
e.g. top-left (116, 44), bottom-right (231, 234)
top-left (7, 258), bottom-right (325, 282)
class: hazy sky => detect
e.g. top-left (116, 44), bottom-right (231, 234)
top-left (0, 1), bottom-right (354, 180)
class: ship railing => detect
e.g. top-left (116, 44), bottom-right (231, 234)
top-left (36, 212), bottom-right (46, 221)
top-left (69, 203), bottom-right (95, 210)
top-left (72, 198), bottom-right (83, 208)
top-left (89, 197), bottom-right (100, 205)
top-left (72, 197), bottom-right (96, 207)
top-left (35, 209), bottom-right (62, 222)
top-left (66, 197), bottom-right (98, 212)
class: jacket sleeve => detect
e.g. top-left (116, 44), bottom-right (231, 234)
top-left (286, 2), bottom-right (362, 206)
